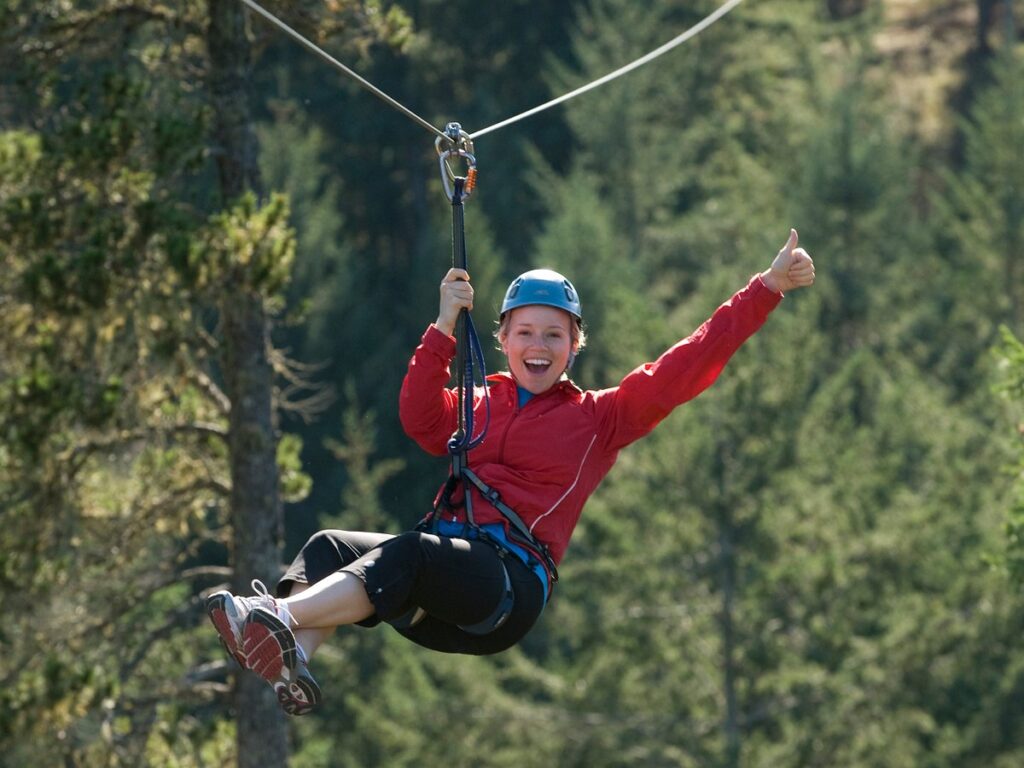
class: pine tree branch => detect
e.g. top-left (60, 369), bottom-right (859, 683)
top-left (269, 347), bottom-right (336, 422)
top-left (17, 4), bottom-right (201, 59)
top-left (117, 590), bottom-right (207, 682)
top-left (189, 369), bottom-right (232, 415)
top-left (61, 422), bottom-right (229, 463)
top-left (180, 565), bottom-right (233, 581)
top-left (277, 382), bottom-right (337, 422)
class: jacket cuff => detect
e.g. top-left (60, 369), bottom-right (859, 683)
top-left (424, 324), bottom-right (457, 356)
top-left (752, 273), bottom-right (785, 309)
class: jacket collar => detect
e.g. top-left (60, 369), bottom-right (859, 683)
top-left (488, 371), bottom-right (582, 398)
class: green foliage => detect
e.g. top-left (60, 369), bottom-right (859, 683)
top-left (194, 192), bottom-right (297, 298)
top-left (257, 100), bottom-right (351, 325)
top-left (0, 2), bottom-right (312, 764)
top-left (994, 326), bottom-right (1024, 587)
top-left (322, 386), bottom-right (405, 533)
top-left (942, 44), bottom-right (1024, 322)
top-left (4, 0), bottom-right (1024, 766)
top-left (279, 432), bottom-right (314, 503)
top-left (929, 42), bottom-right (1024, 393)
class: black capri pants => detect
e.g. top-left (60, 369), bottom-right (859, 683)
top-left (277, 529), bottom-right (546, 655)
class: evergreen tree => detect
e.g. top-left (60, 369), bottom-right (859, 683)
top-left (0, 6), bottom-right (235, 761)
top-left (995, 326), bottom-right (1024, 588)
top-left (938, 41), bottom-right (1024, 345)
top-left (0, 2), bottom-right (392, 764)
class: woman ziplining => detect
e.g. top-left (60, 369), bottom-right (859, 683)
top-left (207, 230), bottom-right (815, 715)
top-left (205, 0), bottom-right (812, 717)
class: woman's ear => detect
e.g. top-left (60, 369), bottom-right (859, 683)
top-left (566, 338), bottom-right (579, 371)
top-left (497, 313), bottom-right (510, 355)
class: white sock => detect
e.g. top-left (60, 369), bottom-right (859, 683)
top-left (274, 599), bottom-right (297, 629)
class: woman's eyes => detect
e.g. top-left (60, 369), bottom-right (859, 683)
top-left (516, 330), bottom-right (564, 340)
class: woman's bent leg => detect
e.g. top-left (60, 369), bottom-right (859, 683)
top-left (287, 583), bottom-right (336, 660)
top-left (283, 571), bottom-right (375, 629)
top-left (270, 528), bottom-right (547, 657)
top-left (277, 529), bottom-right (394, 599)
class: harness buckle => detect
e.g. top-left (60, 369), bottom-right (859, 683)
top-left (450, 450), bottom-right (466, 479)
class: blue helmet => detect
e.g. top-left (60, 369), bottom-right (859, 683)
top-left (500, 269), bottom-right (582, 322)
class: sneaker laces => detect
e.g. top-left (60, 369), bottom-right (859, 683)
top-left (247, 579), bottom-right (297, 629)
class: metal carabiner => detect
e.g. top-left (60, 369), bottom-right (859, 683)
top-left (436, 122), bottom-right (477, 201)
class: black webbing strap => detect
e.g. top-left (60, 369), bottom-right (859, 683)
top-left (449, 177), bottom-right (469, 453)
top-left (445, 178), bottom-right (489, 460)
top-left (458, 555), bottom-right (514, 635)
top-left (389, 552), bottom-right (514, 636)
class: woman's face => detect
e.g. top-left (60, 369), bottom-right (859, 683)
top-left (500, 305), bottom-right (576, 395)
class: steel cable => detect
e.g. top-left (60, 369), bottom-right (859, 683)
top-left (239, 0), bottom-right (447, 141)
top-left (238, 0), bottom-right (744, 144)
top-left (469, 0), bottom-right (745, 139)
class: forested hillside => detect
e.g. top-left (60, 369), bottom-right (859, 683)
top-left (2, 1), bottom-right (1023, 766)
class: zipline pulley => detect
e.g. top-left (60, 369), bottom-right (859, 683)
top-left (436, 122), bottom-right (477, 202)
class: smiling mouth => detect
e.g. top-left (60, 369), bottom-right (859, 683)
top-left (524, 358), bottom-right (552, 375)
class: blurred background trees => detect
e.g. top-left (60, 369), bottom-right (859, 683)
top-left (1, 0), bottom-right (1022, 766)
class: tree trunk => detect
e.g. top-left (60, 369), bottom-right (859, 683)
top-left (206, 1), bottom-right (289, 765)
top-left (222, 289), bottom-right (288, 768)
top-left (976, 0), bottom-right (998, 52)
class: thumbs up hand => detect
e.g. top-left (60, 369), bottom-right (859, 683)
top-left (761, 229), bottom-right (815, 294)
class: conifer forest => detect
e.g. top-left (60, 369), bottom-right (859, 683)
top-left (2, 1), bottom-right (1024, 766)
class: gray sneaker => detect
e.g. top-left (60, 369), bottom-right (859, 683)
top-left (206, 580), bottom-right (321, 715)
top-left (243, 606), bottom-right (322, 716)
top-left (275, 659), bottom-right (322, 716)
top-left (206, 580), bottom-right (288, 669)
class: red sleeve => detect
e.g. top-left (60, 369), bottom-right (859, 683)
top-left (597, 274), bottom-right (782, 451)
top-left (399, 325), bottom-right (460, 456)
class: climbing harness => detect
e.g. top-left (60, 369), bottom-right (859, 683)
top-left (237, 0), bottom-right (745, 634)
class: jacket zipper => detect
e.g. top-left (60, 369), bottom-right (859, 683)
top-left (495, 387), bottom-right (520, 466)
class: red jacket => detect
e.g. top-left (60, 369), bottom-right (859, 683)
top-left (399, 274), bottom-right (782, 566)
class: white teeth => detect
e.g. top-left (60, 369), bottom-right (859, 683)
top-left (525, 359), bottom-right (550, 366)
